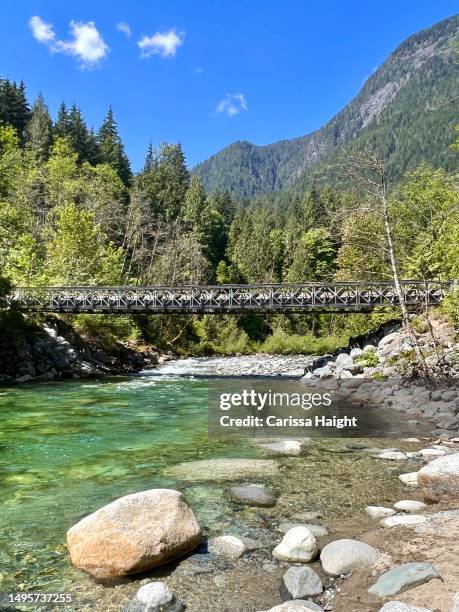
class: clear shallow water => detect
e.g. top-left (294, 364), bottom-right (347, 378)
top-left (0, 372), bottom-right (258, 594)
top-left (0, 357), bottom-right (421, 604)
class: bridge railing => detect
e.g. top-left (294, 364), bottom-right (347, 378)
top-left (4, 280), bottom-right (454, 314)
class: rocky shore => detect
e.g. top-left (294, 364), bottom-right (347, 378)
top-left (63, 437), bottom-right (459, 612)
top-left (301, 315), bottom-right (458, 439)
top-left (0, 314), bottom-right (171, 385)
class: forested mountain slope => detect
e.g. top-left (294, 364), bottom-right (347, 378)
top-left (194, 15), bottom-right (458, 198)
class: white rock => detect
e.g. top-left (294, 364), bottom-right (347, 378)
top-left (453, 592), bottom-right (459, 612)
top-left (377, 451), bottom-right (408, 461)
top-left (272, 526), bottom-right (317, 563)
top-left (261, 601), bottom-right (324, 612)
top-left (208, 535), bottom-right (247, 559)
top-left (260, 440), bottom-right (303, 456)
top-left (380, 515), bottom-right (428, 528)
top-left (378, 332), bottom-right (400, 347)
top-left (350, 347), bottom-right (363, 359)
top-left (419, 448), bottom-right (448, 458)
top-left (363, 344), bottom-right (376, 353)
top-left (404, 438), bottom-right (421, 443)
top-left (417, 452), bottom-right (459, 502)
top-left (378, 602), bottom-right (433, 612)
top-left (320, 538), bottom-right (379, 576)
top-left (365, 506), bottom-right (396, 519)
top-left (399, 472), bottom-right (419, 487)
top-left (393, 500), bottom-right (427, 512)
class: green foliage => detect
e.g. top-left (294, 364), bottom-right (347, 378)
top-left (259, 331), bottom-right (345, 355)
top-left (286, 228), bottom-right (337, 281)
top-left (356, 352), bottom-right (379, 367)
top-left (442, 288), bottom-right (459, 327)
top-left (73, 314), bottom-right (140, 349)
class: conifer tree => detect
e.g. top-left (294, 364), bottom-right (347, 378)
top-left (0, 79), bottom-right (30, 144)
top-left (97, 107), bottom-right (132, 186)
top-left (26, 94), bottom-right (53, 161)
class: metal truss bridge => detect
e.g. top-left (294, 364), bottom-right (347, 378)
top-left (4, 281), bottom-right (453, 315)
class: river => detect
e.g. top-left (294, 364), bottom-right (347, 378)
top-left (0, 356), bottom-right (424, 611)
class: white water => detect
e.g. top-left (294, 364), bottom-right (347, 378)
top-left (141, 354), bottom-right (314, 378)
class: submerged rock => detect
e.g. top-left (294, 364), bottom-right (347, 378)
top-left (377, 451), bottom-right (408, 461)
top-left (368, 562), bottom-right (441, 597)
top-left (272, 526), bottom-right (317, 562)
top-left (260, 440), bottom-right (304, 456)
top-left (207, 535), bottom-right (247, 560)
top-left (281, 566), bottom-right (323, 599)
top-left (121, 582), bottom-right (184, 612)
top-left (67, 489), bottom-right (201, 579)
top-left (320, 539), bottom-right (379, 576)
top-left (226, 484), bottom-right (279, 507)
top-left (164, 458), bottom-right (279, 482)
top-left (417, 452), bottom-right (459, 501)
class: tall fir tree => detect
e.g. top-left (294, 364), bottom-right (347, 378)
top-left (26, 94), bottom-right (53, 161)
top-left (97, 107), bottom-right (132, 186)
top-left (0, 79), bottom-right (30, 144)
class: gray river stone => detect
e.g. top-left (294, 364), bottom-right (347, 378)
top-left (207, 535), bottom-right (247, 559)
top-left (320, 539), bottom-right (380, 576)
top-left (281, 566), bottom-right (323, 599)
top-left (417, 452), bottom-right (459, 502)
top-left (121, 582), bottom-right (184, 612)
top-left (164, 458), bottom-right (279, 482)
top-left (227, 484), bottom-right (279, 507)
top-left (368, 562), bottom-right (441, 597)
top-left (378, 603), bottom-right (433, 612)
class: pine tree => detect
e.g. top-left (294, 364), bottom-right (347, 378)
top-left (54, 102), bottom-right (70, 138)
top-left (26, 94), bottom-right (53, 160)
top-left (97, 107), bottom-right (132, 186)
top-left (156, 143), bottom-right (189, 221)
top-left (144, 142), bottom-right (156, 172)
top-left (0, 79), bottom-right (30, 144)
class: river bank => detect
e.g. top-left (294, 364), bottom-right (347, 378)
top-left (0, 353), bottom-right (458, 611)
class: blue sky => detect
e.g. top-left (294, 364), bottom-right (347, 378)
top-left (0, 1), bottom-right (457, 169)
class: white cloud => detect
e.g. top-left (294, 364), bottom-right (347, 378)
top-left (116, 22), bottom-right (131, 38)
top-left (216, 93), bottom-right (248, 117)
top-left (138, 29), bottom-right (184, 58)
top-left (29, 16), bottom-right (56, 43)
top-left (29, 16), bottom-right (109, 68)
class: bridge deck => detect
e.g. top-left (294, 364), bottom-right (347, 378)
top-left (4, 281), bottom-right (452, 314)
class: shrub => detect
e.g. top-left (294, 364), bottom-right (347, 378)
top-left (356, 352), bottom-right (379, 367)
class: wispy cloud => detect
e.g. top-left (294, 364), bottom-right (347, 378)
top-left (29, 16), bottom-right (55, 43)
top-left (216, 93), bottom-right (248, 117)
top-left (116, 22), bottom-right (131, 38)
top-left (29, 16), bottom-right (109, 69)
top-left (138, 28), bottom-right (184, 58)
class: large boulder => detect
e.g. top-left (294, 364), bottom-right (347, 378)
top-left (164, 458), bottom-right (279, 482)
top-left (368, 562), bottom-right (440, 597)
top-left (272, 526), bottom-right (317, 562)
top-left (417, 452), bottom-right (459, 501)
top-left (67, 489), bottom-right (201, 579)
top-left (320, 539), bottom-right (379, 576)
top-left (121, 582), bottom-right (184, 612)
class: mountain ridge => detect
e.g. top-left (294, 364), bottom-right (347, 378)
top-left (194, 15), bottom-right (459, 198)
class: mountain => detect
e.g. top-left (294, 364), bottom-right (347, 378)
top-left (194, 15), bottom-right (459, 199)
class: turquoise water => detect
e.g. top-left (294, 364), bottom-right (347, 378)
top-left (0, 374), bottom-right (256, 594)
top-left (0, 365), bottom-right (422, 606)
